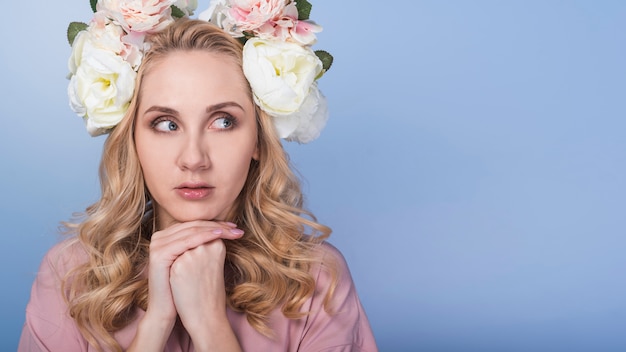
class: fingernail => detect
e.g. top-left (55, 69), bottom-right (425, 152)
top-left (225, 222), bottom-right (237, 227)
top-left (230, 228), bottom-right (244, 235)
top-left (212, 229), bottom-right (223, 235)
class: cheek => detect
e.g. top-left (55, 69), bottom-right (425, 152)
top-left (219, 151), bottom-right (252, 179)
top-left (216, 142), bottom-right (256, 183)
top-left (135, 139), bottom-right (165, 184)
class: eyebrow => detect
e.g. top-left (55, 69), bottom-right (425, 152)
top-left (143, 102), bottom-right (246, 115)
top-left (207, 102), bottom-right (246, 113)
top-left (144, 106), bottom-right (178, 115)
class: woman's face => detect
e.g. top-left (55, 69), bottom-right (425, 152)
top-left (134, 50), bottom-right (258, 229)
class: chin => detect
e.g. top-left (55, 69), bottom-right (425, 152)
top-left (174, 212), bottom-right (222, 222)
top-left (173, 206), bottom-right (231, 222)
top-left (156, 201), bottom-right (234, 226)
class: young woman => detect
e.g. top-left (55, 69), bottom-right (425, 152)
top-left (19, 2), bottom-right (376, 351)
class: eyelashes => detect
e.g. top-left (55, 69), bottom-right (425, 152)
top-left (212, 115), bottom-right (238, 130)
top-left (152, 118), bottom-right (178, 132)
top-left (149, 114), bottom-right (238, 133)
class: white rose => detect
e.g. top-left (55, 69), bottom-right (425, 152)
top-left (68, 39), bottom-right (136, 136)
top-left (198, 0), bottom-right (230, 31)
top-left (68, 30), bottom-right (90, 76)
top-left (273, 83), bottom-right (328, 143)
top-left (174, 0), bottom-right (198, 16)
top-left (242, 38), bottom-right (322, 116)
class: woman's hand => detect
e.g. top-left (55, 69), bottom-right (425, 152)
top-left (128, 220), bottom-right (243, 352)
top-left (146, 221), bottom-right (242, 323)
top-left (170, 235), bottom-right (243, 351)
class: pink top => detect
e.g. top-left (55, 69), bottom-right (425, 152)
top-left (19, 240), bottom-right (377, 351)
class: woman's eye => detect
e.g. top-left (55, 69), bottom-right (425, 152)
top-left (154, 120), bottom-right (178, 132)
top-left (213, 116), bottom-right (235, 130)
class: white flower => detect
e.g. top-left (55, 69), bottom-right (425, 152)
top-left (68, 38), bottom-right (136, 136)
top-left (174, 0), bottom-right (198, 16)
top-left (273, 83), bottom-right (328, 143)
top-left (198, 0), bottom-right (227, 24)
top-left (68, 30), bottom-right (90, 76)
top-left (242, 37), bottom-right (322, 116)
top-left (199, 0), bottom-right (235, 34)
top-left (97, 0), bottom-right (176, 33)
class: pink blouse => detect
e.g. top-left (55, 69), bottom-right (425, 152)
top-left (19, 240), bottom-right (377, 351)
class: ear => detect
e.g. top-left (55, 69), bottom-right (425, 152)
top-left (252, 143), bottom-right (259, 161)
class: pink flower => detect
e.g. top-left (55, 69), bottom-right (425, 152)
top-left (87, 12), bottom-right (125, 54)
top-left (120, 31), bottom-right (148, 69)
top-left (97, 0), bottom-right (176, 33)
top-left (258, 18), bottom-right (321, 46)
top-left (228, 0), bottom-right (286, 32)
top-left (288, 20), bottom-right (322, 46)
top-left (254, 2), bottom-right (322, 45)
top-left (85, 12), bottom-right (146, 70)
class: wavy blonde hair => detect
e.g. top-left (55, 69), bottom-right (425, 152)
top-left (62, 19), bottom-right (335, 351)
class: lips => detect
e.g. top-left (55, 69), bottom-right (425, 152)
top-left (175, 182), bottom-right (214, 200)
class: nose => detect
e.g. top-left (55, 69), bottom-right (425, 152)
top-left (177, 134), bottom-right (210, 171)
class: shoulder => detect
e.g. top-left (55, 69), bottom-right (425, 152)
top-left (309, 241), bottom-right (356, 308)
top-left (43, 237), bottom-right (88, 267)
top-left (316, 241), bottom-right (347, 264)
top-left (27, 237), bottom-right (88, 310)
top-left (299, 242), bottom-right (379, 351)
top-left (314, 241), bottom-right (345, 267)
top-left (20, 238), bottom-right (89, 351)
top-left (35, 238), bottom-right (89, 286)
top-left (312, 241), bottom-right (353, 291)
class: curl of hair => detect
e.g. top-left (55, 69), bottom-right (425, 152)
top-left (61, 19), bottom-right (335, 352)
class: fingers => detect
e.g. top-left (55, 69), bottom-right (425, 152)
top-left (155, 220), bottom-right (243, 240)
top-left (169, 240), bottom-right (230, 339)
top-left (149, 220), bottom-right (243, 262)
top-left (171, 240), bottom-right (227, 276)
top-left (208, 222), bottom-right (245, 237)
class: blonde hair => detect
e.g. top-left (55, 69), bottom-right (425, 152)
top-left (62, 19), bottom-right (334, 351)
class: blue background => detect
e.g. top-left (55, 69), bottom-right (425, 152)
top-left (1, 1), bottom-right (625, 351)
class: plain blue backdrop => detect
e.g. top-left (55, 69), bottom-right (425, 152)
top-left (1, 1), bottom-right (625, 351)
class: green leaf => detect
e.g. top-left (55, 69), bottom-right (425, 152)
top-left (296, 0), bottom-right (313, 20)
top-left (90, 0), bottom-right (97, 13)
top-left (315, 50), bottom-right (333, 73)
top-left (236, 31), bottom-right (256, 46)
top-left (67, 22), bottom-right (88, 46)
top-left (170, 5), bottom-right (185, 18)
top-left (237, 36), bottom-right (249, 46)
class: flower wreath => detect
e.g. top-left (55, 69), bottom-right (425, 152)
top-left (67, 0), bottom-right (333, 143)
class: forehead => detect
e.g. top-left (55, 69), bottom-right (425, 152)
top-left (139, 50), bottom-right (251, 104)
